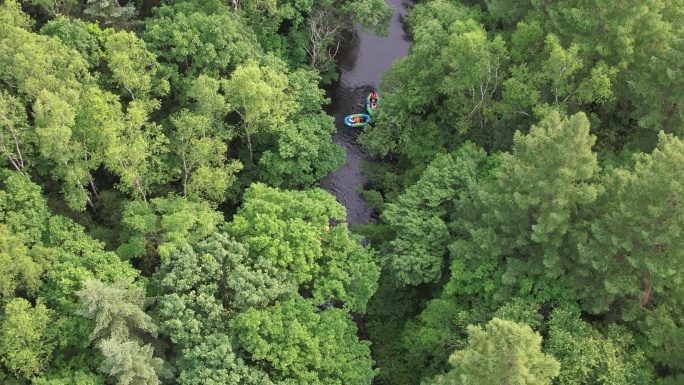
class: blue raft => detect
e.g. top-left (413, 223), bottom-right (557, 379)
top-left (344, 113), bottom-right (371, 127)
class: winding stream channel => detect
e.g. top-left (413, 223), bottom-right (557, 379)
top-left (319, 0), bottom-right (412, 225)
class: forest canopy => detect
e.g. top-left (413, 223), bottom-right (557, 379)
top-left (1, 0), bottom-right (684, 384)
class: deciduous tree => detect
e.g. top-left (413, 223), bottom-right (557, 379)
top-left (232, 297), bottom-right (376, 385)
top-left (226, 183), bottom-right (379, 311)
top-left (223, 59), bottom-right (296, 162)
top-left (0, 298), bottom-right (55, 381)
top-left (425, 318), bottom-right (560, 385)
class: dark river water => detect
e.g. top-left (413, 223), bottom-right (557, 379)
top-left (319, 0), bottom-right (412, 225)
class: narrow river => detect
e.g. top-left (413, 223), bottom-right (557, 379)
top-left (319, 0), bottom-right (412, 225)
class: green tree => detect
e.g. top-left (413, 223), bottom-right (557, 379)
top-left (226, 183), bottom-right (379, 312)
top-left (576, 132), bottom-right (684, 317)
top-left (116, 196), bottom-right (225, 260)
top-left (359, 5), bottom-right (507, 178)
top-left (546, 306), bottom-right (653, 385)
top-left (381, 142), bottom-right (490, 285)
top-left (143, 2), bottom-right (258, 79)
top-left (0, 0), bottom-right (34, 29)
top-left (0, 19), bottom-right (87, 104)
top-left (24, 0), bottom-right (79, 17)
top-left (151, 234), bottom-right (295, 347)
top-left (150, 234), bottom-right (286, 384)
top-left (76, 279), bottom-right (157, 341)
top-left (0, 13), bottom-right (149, 211)
top-left (0, 298), bottom-right (55, 380)
top-left (103, 31), bottom-right (167, 102)
top-left (223, 59), bottom-right (296, 162)
top-left (32, 370), bottom-right (104, 385)
top-left (39, 215), bottom-right (139, 375)
top-left (0, 225), bottom-right (45, 301)
top-left (450, 111), bottom-right (598, 304)
top-left (426, 318), bottom-right (560, 385)
top-left (168, 109), bottom-right (242, 203)
top-left (33, 88), bottom-right (101, 211)
top-left (40, 16), bottom-right (104, 69)
top-left (0, 91), bottom-right (30, 174)
top-left (0, 15), bottom-right (111, 209)
top-left (573, 132), bottom-right (684, 372)
top-left (101, 31), bottom-right (170, 201)
top-left (232, 296), bottom-right (377, 385)
top-left (96, 337), bottom-right (166, 385)
top-left (0, 171), bottom-right (50, 245)
top-left (257, 68), bottom-right (344, 188)
top-left (400, 297), bottom-right (542, 383)
top-left (176, 333), bottom-right (273, 385)
top-left (76, 280), bottom-right (166, 385)
top-left (83, 0), bottom-right (137, 27)
top-left (364, 274), bottom-right (423, 385)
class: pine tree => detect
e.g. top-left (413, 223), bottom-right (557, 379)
top-left (76, 280), bottom-right (166, 385)
top-left (450, 111), bottom-right (598, 303)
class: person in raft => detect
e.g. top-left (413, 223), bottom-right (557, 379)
top-left (370, 92), bottom-right (378, 109)
top-left (351, 116), bottom-right (364, 124)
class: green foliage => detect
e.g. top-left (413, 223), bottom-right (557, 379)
top-left (0, 0), bottom-right (34, 29)
top-left (0, 298), bottom-right (56, 380)
top-left (117, 196), bottom-right (224, 259)
top-left (359, 3), bottom-right (505, 175)
top-left (151, 233), bottom-right (295, 347)
top-left (492, 297), bottom-right (543, 330)
top-left (151, 233), bottom-right (284, 384)
top-left (104, 31), bottom-right (168, 101)
top-left (97, 337), bottom-right (167, 385)
top-left (402, 299), bottom-right (488, 381)
top-left (258, 114), bottom-right (344, 188)
top-left (176, 333), bottom-right (273, 385)
top-left (223, 59), bottom-right (296, 161)
top-left (4, 0), bottom-right (683, 382)
top-left (0, 171), bottom-right (51, 245)
top-left (83, 0), bottom-right (138, 26)
top-left (0, 225), bottom-right (46, 301)
top-left (76, 280), bottom-right (167, 385)
top-left (42, 216), bottom-right (139, 313)
top-left (32, 370), bottom-right (104, 385)
top-left (257, 69), bottom-right (344, 189)
top-left (198, 233), bottom-right (296, 311)
top-left (39, 217), bottom-right (140, 375)
top-left (426, 318), bottom-right (560, 385)
top-left (76, 279), bottom-right (157, 341)
top-left (546, 306), bottom-right (654, 385)
top-left (23, 0), bottom-right (79, 18)
top-left (226, 183), bottom-right (379, 312)
top-left (232, 296), bottom-right (377, 385)
top-left (382, 142), bottom-right (489, 285)
top-left (449, 111), bottom-right (597, 303)
top-left (40, 17), bottom-right (103, 68)
top-left (344, 0), bottom-right (393, 36)
top-left (169, 109), bottom-right (243, 203)
top-left (365, 273), bottom-right (422, 385)
top-left (0, 91), bottom-right (31, 174)
top-left (143, 2), bottom-right (258, 79)
top-left (576, 132), bottom-right (684, 317)
top-left (639, 307), bottom-right (684, 373)
top-left (0, 21), bottom-right (88, 102)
